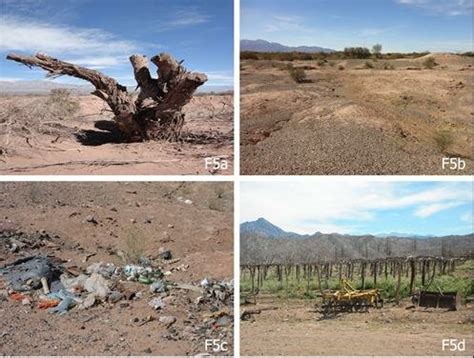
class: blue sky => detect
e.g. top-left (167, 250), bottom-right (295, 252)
top-left (241, 0), bottom-right (473, 52)
top-left (0, 0), bottom-right (233, 88)
top-left (241, 181), bottom-right (474, 236)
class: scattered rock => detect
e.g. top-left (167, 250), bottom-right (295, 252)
top-left (159, 248), bottom-right (172, 260)
top-left (159, 315), bottom-right (177, 327)
top-left (85, 215), bottom-right (98, 225)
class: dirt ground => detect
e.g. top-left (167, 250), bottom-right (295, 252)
top-left (241, 295), bottom-right (474, 356)
top-left (0, 93), bottom-right (233, 175)
top-left (0, 182), bottom-right (233, 355)
top-left (241, 54), bottom-right (473, 175)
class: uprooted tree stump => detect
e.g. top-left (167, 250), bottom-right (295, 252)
top-left (6, 52), bottom-right (207, 142)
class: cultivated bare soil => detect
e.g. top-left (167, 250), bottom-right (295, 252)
top-left (0, 93), bottom-right (233, 175)
top-left (241, 295), bottom-right (474, 356)
top-left (240, 54), bottom-right (473, 175)
top-left (0, 182), bottom-right (233, 355)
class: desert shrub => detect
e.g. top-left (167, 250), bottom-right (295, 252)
top-left (122, 227), bottom-right (151, 263)
top-left (0, 95), bottom-right (78, 146)
top-left (240, 51), bottom-right (260, 60)
top-left (46, 89), bottom-right (80, 120)
top-left (460, 52), bottom-right (474, 57)
top-left (317, 59), bottom-right (328, 66)
top-left (383, 62), bottom-right (395, 70)
top-left (364, 61), bottom-right (374, 69)
top-left (343, 47), bottom-right (371, 59)
top-left (423, 57), bottom-right (437, 69)
top-left (338, 64), bottom-right (345, 70)
top-left (300, 53), bottom-right (313, 61)
top-left (288, 65), bottom-right (308, 83)
top-left (329, 61), bottom-right (335, 67)
top-left (434, 128), bottom-right (454, 152)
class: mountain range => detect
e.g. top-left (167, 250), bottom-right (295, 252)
top-left (241, 39), bottom-right (335, 53)
top-left (240, 218), bottom-right (474, 264)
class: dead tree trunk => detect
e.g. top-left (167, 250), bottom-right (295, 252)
top-left (6, 52), bottom-right (207, 142)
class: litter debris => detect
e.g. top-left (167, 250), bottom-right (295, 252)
top-left (60, 274), bottom-right (88, 294)
top-left (86, 262), bottom-right (119, 279)
top-left (84, 273), bottom-right (110, 299)
top-left (0, 256), bottom-right (63, 292)
top-left (150, 280), bottom-right (167, 293)
top-left (38, 298), bottom-right (60, 309)
top-left (108, 291), bottom-right (124, 303)
top-left (47, 289), bottom-right (80, 315)
top-left (9, 292), bottom-right (26, 301)
top-left (124, 264), bottom-right (163, 284)
top-left (148, 297), bottom-right (165, 310)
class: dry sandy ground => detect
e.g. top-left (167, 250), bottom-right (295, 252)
top-left (0, 94), bottom-right (233, 175)
top-left (0, 182), bottom-right (233, 355)
top-left (241, 296), bottom-right (474, 356)
top-left (241, 54), bottom-right (473, 175)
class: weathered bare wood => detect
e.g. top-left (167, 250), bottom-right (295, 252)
top-left (6, 51), bottom-right (207, 142)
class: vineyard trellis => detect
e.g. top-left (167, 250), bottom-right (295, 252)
top-left (241, 255), bottom-right (470, 303)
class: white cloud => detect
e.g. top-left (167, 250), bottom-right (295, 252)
top-left (64, 56), bottom-right (129, 69)
top-left (205, 71), bottom-right (233, 84)
top-left (264, 14), bottom-right (308, 33)
top-left (159, 8), bottom-right (210, 31)
top-left (0, 15), bottom-right (136, 55)
top-left (241, 181), bottom-right (472, 234)
top-left (395, 0), bottom-right (473, 16)
top-left (414, 203), bottom-right (461, 218)
top-left (0, 77), bottom-right (22, 82)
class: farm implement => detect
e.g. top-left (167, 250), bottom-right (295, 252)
top-left (318, 279), bottom-right (383, 317)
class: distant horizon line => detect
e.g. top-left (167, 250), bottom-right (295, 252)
top-left (241, 217), bottom-right (474, 238)
top-left (241, 38), bottom-right (472, 54)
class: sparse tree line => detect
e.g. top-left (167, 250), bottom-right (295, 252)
top-left (241, 43), bottom-right (473, 61)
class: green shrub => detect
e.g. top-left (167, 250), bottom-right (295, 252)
top-left (288, 65), bottom-right (308, 83)
top-left (423, 57), bottom-right (437, 69)
top-left (344, 47), bottom-right (371, 59)
top-left (240, 51), bottom-right (259, 60)
top-left (434, 128), bottom-right (454, 152)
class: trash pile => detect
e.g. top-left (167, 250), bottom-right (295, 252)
top-left (0, 229), bottom-right (234, 354)
top-left (1, 253), bottom-right (233, 347)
